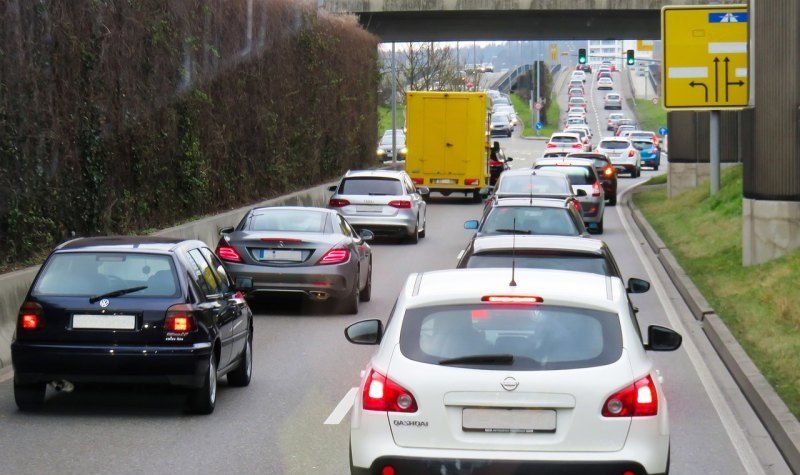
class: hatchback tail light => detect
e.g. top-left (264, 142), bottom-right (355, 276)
top-left (592, 182), bottom-right (602, 197)
top-left (164, 304), bottom-right (197, 333)
top-left (388, 200), bottom-right (412, 209)
top-left (363, 369), bottom-right (418, 413)
top-left (546, 143), bottom-right (556, 148)
top-left (18, 301), bottom-right (43, 330)
top-left (328, 198), bottom-right (350, 208)
top-left (628, 150), bottom-right (636, 158)
top-left (216, 244), bottom-right (243, 263)
top-left (318, 248), bottom-right (350, 265)
top-left (572, 143), bottom-right (583, 149)
top-left (603, 375), bottom-right (658, 417)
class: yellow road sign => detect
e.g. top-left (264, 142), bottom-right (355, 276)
top-left (550, 44), bottom-right (558, 61)
top-left (637, 40), bottom-right (654, 52)
top-left (662, 5), bottom-right (749, 109)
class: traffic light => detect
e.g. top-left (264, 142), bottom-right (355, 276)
top-left (626, 49), bottom-right (635, 66)
top-left (578, 48), bottom-right (587, 65)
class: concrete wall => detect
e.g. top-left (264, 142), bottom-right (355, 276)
top-left (743, 199), bottom-right (800, 265)
top-left (0, 179), bottom-right (340, 374)
top-left (668, 163), bottom-right (739, 198)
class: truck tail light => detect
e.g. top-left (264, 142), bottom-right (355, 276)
top-left (603, 375), bottom-right (658, 417)
top-left (328, 198), bottom-right (350, 208)
top-left (19, 301), bottom-right (43, 330)
top-left (363, 369), bottom-right (418, 413)
top-left (465, 178), bottom-right (479, 186)
top-left (411, 177), bottom-right (423, 185)
top-left (164, 304), bottom-right (197, 333)
top-left (216, 244), bottom-right (243, 263)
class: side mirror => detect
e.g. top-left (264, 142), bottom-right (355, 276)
top-left (345, 319), bottom-right (383, 345)
top-left (464, 220), bottom-right (479, 230)
top-left (644, 325), bottom-right (682, 351)
top-left (328, 185), bottom-right (338, 192)
top-left (576, 189), bottom-right (588, 197)
top-left (416, 186), bottom-right (430, 196)
top-left (359, 229), bottom-right (375, 241)
top-left (234, 276), bottom-right (253, 292)
top-left (505, 157), bottom-right (513, 162)
top-left (219, 226), bottom-right (234, 235)
top-left (627, 277), bottom-right (651, 294)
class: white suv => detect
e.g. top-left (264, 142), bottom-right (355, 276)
top-left (345, 268), bottom-right (682, 475)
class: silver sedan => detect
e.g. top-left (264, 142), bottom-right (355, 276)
top-left (215, 207), bottom-right (372, 314)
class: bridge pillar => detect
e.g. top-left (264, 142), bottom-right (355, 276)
top-left (743, 0), bottom-right (800, 265)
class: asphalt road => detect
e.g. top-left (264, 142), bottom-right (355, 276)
top-left (0, 71), bottom-right (791, 475)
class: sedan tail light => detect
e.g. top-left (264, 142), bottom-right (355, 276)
top-left (573, 200), bottom-right (582, 212)
top-left (328, 198), bottom-right (350, 208)
top-left (318, 248), bottom-right (350, 265)
top-left (388, 200), bottom-right (412, 209)
top-left (592, 182), bottom-right (601, 197)
top-left (216, 244), bottom-right (243, 263)
top-left (603, 375), bottom-right (658, 417)
top-left (164, 304), bottom-right (197, 333)
top-left (546, 143), bottom-right (556, 148)
top-left (572, 143), bottom-right (583, 149)
top-left (363, 369), bottom-right (418, 413)
top-left (18, 301), bottom-right (43, 330)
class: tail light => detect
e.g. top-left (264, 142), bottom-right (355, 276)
top-left (388, 200), bottom-right (412, 209)
top-left (482, 295), bottom-right (542, 304)
top-left (18, 301), bottom-right (43, 330)
top-left (546, 143), bottom-right (556, 148)
top-left (411, 177), bottom-right (423, 185)
top-left (573, 200), bottom-right (581, 212)
top-left (362, 369), bottom-right (418, 413)
top-left (318, 248), bottom-right (350, 265)
top-left (603, 375), bottom-right (658, 417)
top-left (603, 166), bottom-right (615, 177)
top-left (328, 198), bottom-right (350, 208)
top-left (464, 178), bottom-right (479, 186)
top-left (572, 143), bottom-right (583, 149)
top-left (592, 182), bottom-right (601, 197)
top-left (164, 304), bottom-right (197, 333)
top-left (216, 244), bottom-right (243, 263)
top-left (628, 150), bottom-right (636, 157)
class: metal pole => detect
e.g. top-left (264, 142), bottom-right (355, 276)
top-left (710, 110), bottom-right (720, 194)
top-left (536, 43), bottom-right (541, 129)
top-left (391, 42), bottom-right (397, 165)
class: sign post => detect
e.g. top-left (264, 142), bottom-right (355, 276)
top-left (662, 4), bottom-right (749, 194)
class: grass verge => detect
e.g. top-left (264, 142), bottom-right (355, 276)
top-left (378, 104), bottom-right (402, 135)
top-left (634, 166), bottom-right (799, 417)
top-left (513, 93), bottom-right (559, 138)
top-left (627, 97), bottom-right (667, 132)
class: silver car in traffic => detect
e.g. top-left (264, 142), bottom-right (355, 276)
top-left (533, 157), bottom-right (606, 233)
top-left (328, 169), bottom-right (429, 243)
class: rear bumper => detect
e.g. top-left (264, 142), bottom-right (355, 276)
top-left (11, 341), bottom-right (212, 388)
top-left (352, 458), bottom-right (661, 475)
top-left (224, 261), bottom-right (354, 300)
top-left (346, 214), bottom-right (417, 237)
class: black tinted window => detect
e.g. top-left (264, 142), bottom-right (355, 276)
top-left (340, 178), bottom-right (403, 196)
top-left (465, 253), bottom-right (613, 276)
top-left (549, 136), bottom-right (579, 144)
top-left (599, 141), bottom-right (630, 150)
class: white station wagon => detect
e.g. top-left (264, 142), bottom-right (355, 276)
top-left (345, 268), bottom-right (682, 475)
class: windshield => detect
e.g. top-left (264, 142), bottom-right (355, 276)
top-left (481, 207), bottom-right (580, 236)
top-left (248, 209), bottom-right (327, 232)
top-left (497, 174), bottom-right (569, 194)
top-left (379, 135), bottom-right (405, 146)
top-left (34, 253), bottom-right (179, 297)
top-left (599, 141), bottom-right (630, 150)
top-left (400, 304), bottom-right (622, 370)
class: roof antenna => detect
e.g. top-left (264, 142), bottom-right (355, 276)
top-left (529, 170), bottom-right (535, 206)
top-left (510, 218), bottom-right (517, 287)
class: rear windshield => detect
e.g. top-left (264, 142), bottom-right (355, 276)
top-left (34, 253), bottom-right (179, 297)
top-left (465, 253), bottom-right (612, 276)
top-left (606, 95), bottom-right (620, 100)
top-left (568, 98), bottom-right (585, 103)
top-left (248, 209), bottom-right (327, 232)
top-left (481, 206), bottom-right (580, 236)
top-left (632, 140), bottom-right (655, 150)
top-left (379, 135), bottom-right (404, 146)
top-left (399, 304), bottom-right (622, 370)
top-left (629, 133), bottom-right (653, 141)
top-left (549, 136), bottom-right (579, 144)
top-left (534, 165), bottom-right (597, 185)
top-left (599, 141), bottom-right (630, 150)
top-left (497, 174), bottom-right (569, 195)
top-left (339, 177), bottom-right (403, 196)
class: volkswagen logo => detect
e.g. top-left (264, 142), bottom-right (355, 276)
top-left (99, 299), bottom-right (110, 308)
top-left (501, 377), bottom-right (519, 392)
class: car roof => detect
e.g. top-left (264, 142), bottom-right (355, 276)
top-left (249, 205), bottom-right (336, 215)
top-left (534, 157), bottom-right (596, 168)
top-left (343, 169), bottom-right (406, 180)
top-left (408, 268), bottom-right (619, 311)
top-left (492, 197), bottom-right (571, 208)
top-left (471, 235), bottom-right (606, 255)
top-left (55, 236), bottom-right (197, 253)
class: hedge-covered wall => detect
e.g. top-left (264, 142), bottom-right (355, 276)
top-left (0, 0), bottom-right (378, 266)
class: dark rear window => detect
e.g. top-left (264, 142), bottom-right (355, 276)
top-left (599, 141), bottom-right (630, 150)
top-left (534, 165), bottom-right (597, 185)
top-left (399, 304), bottom-right (622, 370)
top-left (497, 174), bottom-right (570, 195)
top-left (481, 206), bottom-right (580, 236)
top-left (339, 177), bottom-right (403, 196)
top-left (34, 252), bottom-right (179, 297)
top-left (632, 140), bottom-right (655, 150)
top-left (465, 252), bottom-right (613, 276)
top-left (248, 209), bottom-right (327, 232)
top-left (549, 136), bottom-right (579, 144)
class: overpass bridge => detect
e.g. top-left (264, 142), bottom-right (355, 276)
top-left (321, 0), bottom-right (735, 41)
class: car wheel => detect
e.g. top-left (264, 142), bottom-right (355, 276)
top-left (188, 353), bottom-right (217, 415)
top-left (14, 380), bottom-right (45, 411)
top-left (419, 217), bottom-right (426, 238)
top-left (596, 218), bottom-right (604, 234)
top-left (636, 165), bottom-right (642, 178)
top-left (653, 163), bottom-right (660, 171)
top-left (359, 259), bottom-right (372, 302)
top-left (227, 330), bottom-right (253, 387)
top-left (406, 223), bottom-right (419, 244)
top-left (340, 270), bottom-right (360, 314)
top-left (507, 131), bottom-right (512, 138)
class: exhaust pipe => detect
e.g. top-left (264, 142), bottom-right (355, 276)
top-left (309, 291), bottom-right (329, 301)
top-left (50, 380), bottom-right (75, 393)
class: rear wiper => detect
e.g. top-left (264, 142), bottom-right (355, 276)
top-left (89, 286), bottom-right (148, 304)
top-left (368, 193), bottom-right (390, 196)
top-left (438, 354), bottom-right (514, 365)
top-left (493, 228), bottom-right (531, 234)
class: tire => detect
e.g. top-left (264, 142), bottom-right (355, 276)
top-left (607, 194), bottom-right (617, 206)
top-left (359, 259), bottom-right (372, 302)
top-left (653, 163), bottom-right (660, 171)
top-left (636, 165), bottom-right (642, 178)
top-left (419, 213), bottom-right (426, 238)
top-left (596, 218), bottom-right (604, 234)
top-left (188, 354), bottom-right (217, 415)
top-left (406, 224), bottom-right (419, 244)
top-left (340, 270), bottom-right (360, 314)
top-left (14, 380), bottom-right (45, 411)
top-left (471, 190), bottom-right (482, 203)
top-left (227, 331), bottom-right (253, 387)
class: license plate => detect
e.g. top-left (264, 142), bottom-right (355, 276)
top-left (462, 408), bottom-right (556, 432)
top-left (72, 314), bottom-right (136, 330)
top-left (433, 179), bottom-right (457, 184)
top-left (356, 205), bottom-right (382, 213)
top-left (258, 249), bottom-right (303, 261)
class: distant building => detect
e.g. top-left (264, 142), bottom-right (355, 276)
top-left (587, 40), bottom-right (622, 69)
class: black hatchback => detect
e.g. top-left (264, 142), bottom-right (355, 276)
top-left (11, 236), bottom-right (253, 414)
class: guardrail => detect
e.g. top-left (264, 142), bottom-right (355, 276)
top-left (490, 63), bottom-right (561, 94)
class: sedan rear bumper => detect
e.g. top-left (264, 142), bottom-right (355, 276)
top-left (224, 261), bottom-right (354, 300)
top-left (11, 342), bottom-right (212, 388)
top-left (345, 214), bottom-right (417, 237)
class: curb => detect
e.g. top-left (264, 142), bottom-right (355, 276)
top-left (627, 188), bottom-right (800, 473)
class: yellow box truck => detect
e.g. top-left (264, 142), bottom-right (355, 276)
top-left (405, 91), bottom-right (490, 202)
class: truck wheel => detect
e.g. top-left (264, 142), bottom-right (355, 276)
top-left (471, 190), bottom-right (482, 203)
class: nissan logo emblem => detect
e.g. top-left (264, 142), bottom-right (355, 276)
top-left (501, 377), bottom-right (519, 391)
top-left (99, 299), bottom-right (110, 308)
